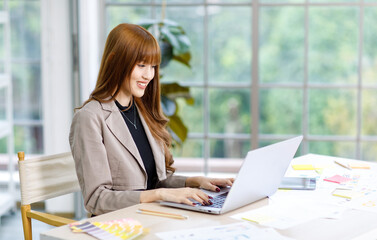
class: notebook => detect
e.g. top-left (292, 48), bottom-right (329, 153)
top-left (160, 136), bottom-right (303, 214)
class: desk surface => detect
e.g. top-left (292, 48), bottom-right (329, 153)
top-left (41, 154), bottom-right (377, 240)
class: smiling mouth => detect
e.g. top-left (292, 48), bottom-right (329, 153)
top-left (137, 82), bottom-right (147, 87)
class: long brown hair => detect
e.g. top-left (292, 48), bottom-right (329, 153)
top-left (80, 23), bottom-right (175, 173)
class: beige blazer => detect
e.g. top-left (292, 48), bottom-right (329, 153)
top-left (69, 100), bottom-right (187, 215)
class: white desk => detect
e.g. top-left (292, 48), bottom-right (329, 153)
top-left (41, 154), bottom-right (377, 240)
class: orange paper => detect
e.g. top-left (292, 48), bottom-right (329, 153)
top-left (349, 163), bottom-right (370, 169)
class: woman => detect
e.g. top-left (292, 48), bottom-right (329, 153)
top-left (69, 23), bottom-right (234, 216)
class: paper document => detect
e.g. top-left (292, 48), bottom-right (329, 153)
top-left (156, 222), bottom-right (294, 240)
top-left (232, 199), bottom-right (345, 229)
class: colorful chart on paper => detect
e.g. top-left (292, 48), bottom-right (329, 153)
top-left (69, 218), bottom-right (148, 240)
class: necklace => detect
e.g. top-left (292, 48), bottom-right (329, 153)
top-left (120, 105), bottom-right (137, 130)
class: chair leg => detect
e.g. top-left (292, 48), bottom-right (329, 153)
top-left (21, 205), bottom-right (32, 240)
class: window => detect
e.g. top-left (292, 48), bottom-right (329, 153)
top-left (0, 0), bottom-right (42, 178)
top-left (103, 0), bottom-right (377, 174)
top-left (9, 0), bottom-right (42, 155)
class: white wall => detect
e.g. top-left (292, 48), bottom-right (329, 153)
top-left (78, 0), bottom-right (103, 103)
top-left (41, 0), bottom-right (74, 213)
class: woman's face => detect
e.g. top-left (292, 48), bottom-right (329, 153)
top-left (128, 62), bottom-right (156, 98)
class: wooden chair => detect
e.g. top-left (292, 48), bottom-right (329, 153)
top-left (18, 151), bottom-right (81, 240)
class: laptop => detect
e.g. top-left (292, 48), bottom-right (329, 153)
top-left (160, 136), bottom-right (303, 214)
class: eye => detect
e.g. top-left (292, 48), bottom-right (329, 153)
top-left (137, 64), bottom-right (145, 68)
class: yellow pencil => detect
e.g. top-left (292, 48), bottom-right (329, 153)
top-left (334, 160), bottom-right (352, 170)
top-left (137, 208), bottom-right (188, 220)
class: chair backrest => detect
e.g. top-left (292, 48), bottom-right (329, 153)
top-left (18, 152), bottom-right (80, 205)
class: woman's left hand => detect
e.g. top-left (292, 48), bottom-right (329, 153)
top-left (186, 176), bottom-right (235, 192)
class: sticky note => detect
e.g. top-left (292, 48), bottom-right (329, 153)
top-left (349, 163), bottom-right (370, 169)
top-left (332, 189), bottom-right (362, 199)
top-left (292, 164), bottom-right (315, 170)
top-left (324, 175), bottom-right (352, 184)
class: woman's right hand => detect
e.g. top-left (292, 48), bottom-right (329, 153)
top-left (140, 187), bottom-right (213, 206)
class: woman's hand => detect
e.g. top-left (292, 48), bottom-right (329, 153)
top-left (185, 176), bottom-right (235, 192)
top-left (139, 177), bottom-right (234, 206)
top-left (140, 187), bottom-right (213, 206)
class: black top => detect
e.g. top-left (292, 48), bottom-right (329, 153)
top-left (115, 100), bottom-right (158, 190)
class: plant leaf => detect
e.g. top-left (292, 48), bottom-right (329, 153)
top-left (167, 114), bottom-right (188, 144)
top-left (160, 95), bottom-right (176, 116)
top-left (174, 35), bottom-right (191, 55)
top-left (159, 41), bottom-right (173, 68)
top-left (185, 97), bottom-right (195, 105)
top-left (160, 26), bottom-right (181, 51)
top-left (162, 19), bottom-right (180, 27)
top-left (172, 52), bottom-right (191, 68)
top-left (161, 83), bottom-right (192, 100)
top-left (138, 19), bottom-right (159, 29)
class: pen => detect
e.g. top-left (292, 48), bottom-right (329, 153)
top-left (136, 208), bottom-right (188, 220)
top-left (334, 160), bottom-right (352, 170)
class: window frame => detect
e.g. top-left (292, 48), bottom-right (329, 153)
top-left (99, 0), bottom-right (377, 174)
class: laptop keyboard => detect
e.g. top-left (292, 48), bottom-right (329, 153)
top-left (201, 191), bottom-right (229, 208)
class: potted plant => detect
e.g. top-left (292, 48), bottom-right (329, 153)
top-left (139, 19), bottom-right (194, 146)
